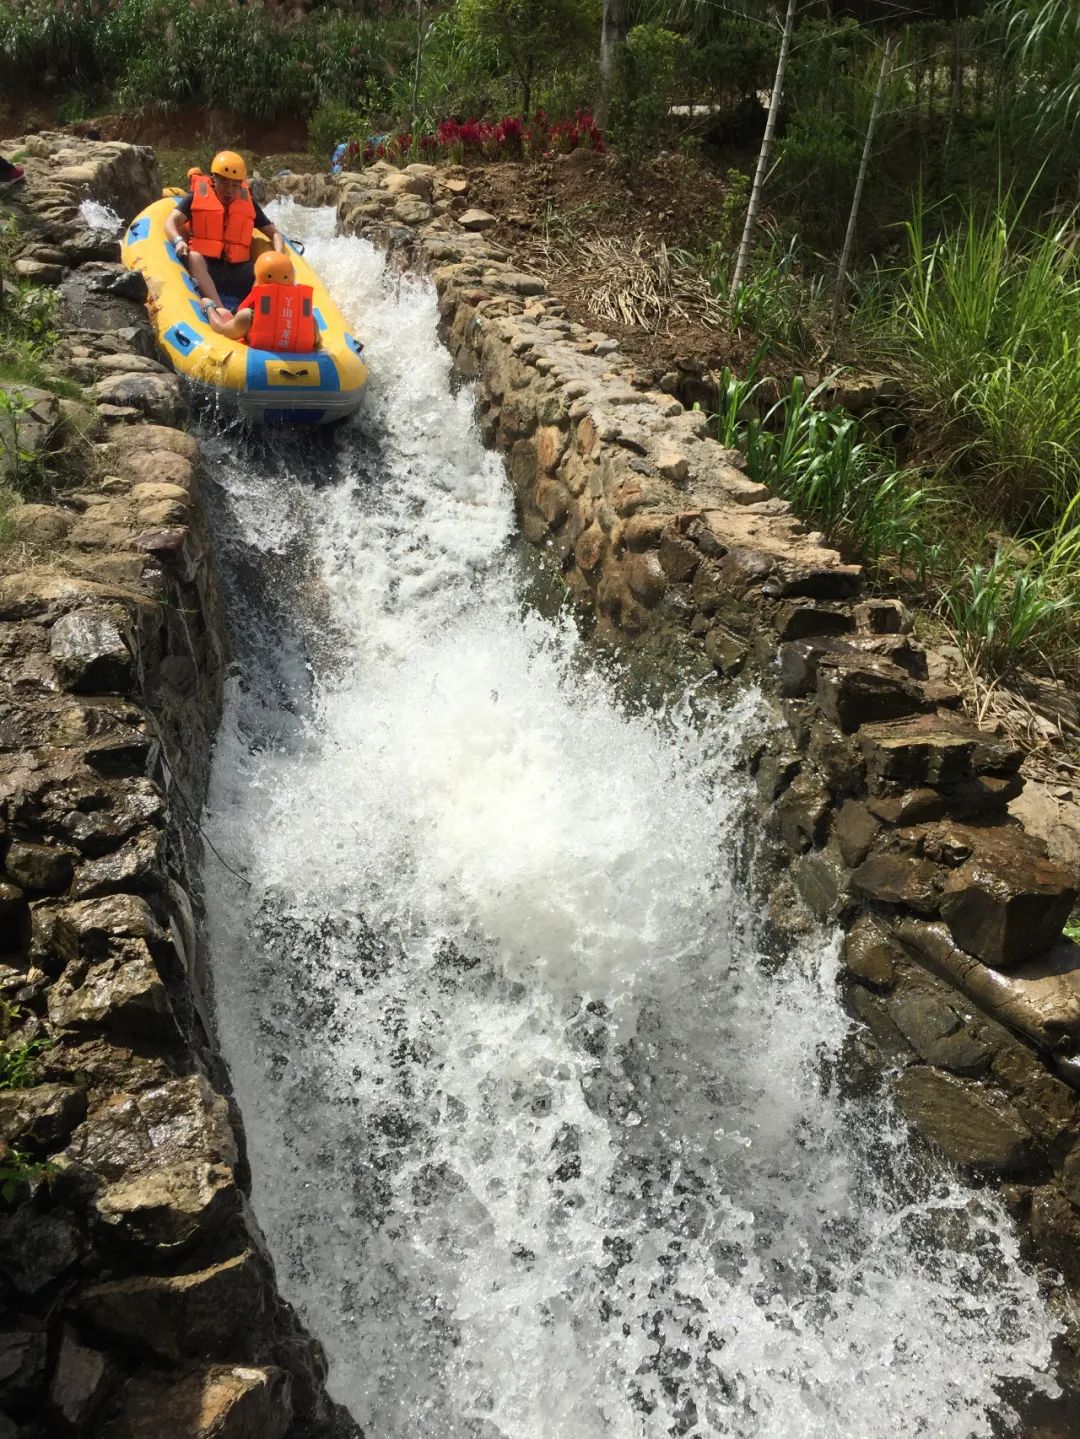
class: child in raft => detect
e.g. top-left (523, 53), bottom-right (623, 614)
top-left (200, 250), bottom-right (320, 352)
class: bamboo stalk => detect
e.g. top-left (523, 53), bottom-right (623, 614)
top-left (829, 33), bottom-right (897, 330)
top-left (729, 0), bottom-right (799, 302)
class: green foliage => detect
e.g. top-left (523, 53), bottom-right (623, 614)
top-left (0, 1035), bottom-right (51, 1091)
top-left (774, 107), bottom-right (861, 246)
top-left (1001, 0), bottom-right (1080, 147)
top-left (0, 0), bottom-right (397, 121)
top-left (309, 102), bottom-right (369, 165)
top-left (716, 370), bottom-right (935, 569)
top-left (0, 1148), bottom-right (52, 1204)
top-left (883, 197), bottom-right (1080, 525)
top-left (610, 22), bottom-right (683, 164)
top-left (458, 0), bottom-right (597, 116)
top-left (940, 545), bottom-right (1074, 673)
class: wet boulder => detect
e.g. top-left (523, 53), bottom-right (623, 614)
top-left (0, 1084), bottom-right (86, 1149)
top-left (80, 1249), bottom-right (266, 1361)
top-left (49, 609), bottom-right (135, 694)
top-left (60, 264), bottom-right (153, 338)
top-left (89, 373), bottom-right (185, 428)
top-left (0, 1203), bottom-right (84, 1295)
top-left (47, 939), bottom-right (174, 1037)
top-left (3, 840), bottom-right (74, 894)
top-left (64, 1076), bottom-right (238, 1253)
top-left (48, 1327), bottom-right (115, 1431)
top-left (939, 829), bottom-right (1077, 969)
top-left (894, 1067), bottom-right (1035, 1172)
top-left (104, 1363), bottom-right (293, 1439)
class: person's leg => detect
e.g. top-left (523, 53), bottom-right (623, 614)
top-left (204, 305), bottom-right (253, 341)
top-left (0, 155), bottom-right (25, 187)
top-left (185, 251), bottom-right (227, 312)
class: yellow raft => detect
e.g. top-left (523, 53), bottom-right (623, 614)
top-left (120, 195), bottom-right (367, 425)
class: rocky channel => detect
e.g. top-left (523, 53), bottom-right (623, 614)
top-left (323, 159), bottom-right (1080, 1334)
top-left (2, 128), bottom-right (1080, 1435)
top-left (0, 138), bottom-right (356, 1436)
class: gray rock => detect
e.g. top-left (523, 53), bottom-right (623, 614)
top-left (840, 914), bottom-right (900, 990)
top-left (90, 373), bottom-right (184, 428)
top-left (894, 1067), bottom-right (1034, 1171)
top-left (0, 1205), bottom-right (83, 1294)
top-left (0, 1084), bottom-right (87, 1148)
top-left (459, 208), bottom-right (496, 232)
top-left (0, 1328), bottom-right (47, 1399)
top-left (4, 840), bottom-right (74, 894)
top-left (47, 941), bottom-right (174, 1036)
top-left (794, 844), bottom-right (848, 918)
top-left (65, 1075), bottom-right (238, 1252)
top-left (103, 1363), bottom-right (293, 1439)
top-left (0, 385), bottom-right (61, 481)
top-left (54, 894), bottom-right (163, 962)
top-left (49, 609), bottom-right (134, 694)
top-left (80, 1249), bottom-right (266, 1361)
top-left (833, 798), bottom-right (881, 867)
top-left (60, 264), bottom-right (153, 337)
top-left (48, 1327), bottom-right (114, 1430)
top-left (71, 829), bottom-right (162, 899)
top-left (887, 985), bottom-right (997, 1075)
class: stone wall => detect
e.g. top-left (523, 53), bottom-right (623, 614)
top-left (333, 161), bottom-right (1080, 1318)
top-left (0, 138), bottom-right (356, 1437)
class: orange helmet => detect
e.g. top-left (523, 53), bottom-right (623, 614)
top-left (186, 165), bottom-right (202, 181)
top-left (255, 251), bottom-right (295, 286)
top-left (210, 150), bottom-right (247, 181)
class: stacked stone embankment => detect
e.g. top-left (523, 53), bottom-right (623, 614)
top-left (329, 158), bottom-right (1080, 1309)
top-left (0, 136), bottom-right (356, 1437)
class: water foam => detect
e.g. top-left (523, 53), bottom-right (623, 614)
top-left (201, 201), bottom-right (1059, 1438)
top-left (77, 198), bottom-right (123, 234)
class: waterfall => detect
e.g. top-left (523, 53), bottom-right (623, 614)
top-left (200, 202), bottom-right (1058, 1438)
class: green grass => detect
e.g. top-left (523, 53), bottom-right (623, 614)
top-left (711, 363), bottom-right (1080, 681)
top-left (883, 196), bottom-right (1080, 527)
top-left (0, 1035), bottom-right (50, 1091)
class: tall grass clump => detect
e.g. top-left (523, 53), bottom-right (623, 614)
top-left (714, 369), bottom-right (935, 569)
top-left (885, 196), bottom-right (1080, 526)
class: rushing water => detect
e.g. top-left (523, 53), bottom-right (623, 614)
top-left (200, 203), bottom-right (1059, 1438)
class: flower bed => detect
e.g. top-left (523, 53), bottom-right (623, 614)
top-left (342, 109), bottom-right (605, 168)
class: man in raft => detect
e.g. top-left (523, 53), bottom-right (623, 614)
top-left (202, 250), bottom-right (319, 351)
top-left (164, 150), bottom-right (285, 323)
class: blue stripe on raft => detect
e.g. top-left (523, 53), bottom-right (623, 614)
top-left (345, 332), bottom-right (364, 356)
top-left (164, 321), bottom-right (205, 358)
top-left (244, 349), bottom-right (341, 393)
top-left (314, 308), bottom-right (327, 332)
top-left (264, 409), bottom-right (327, 424)
top-left (126, 218), bottom-right (151, 242)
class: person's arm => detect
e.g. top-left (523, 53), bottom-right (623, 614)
top-left (165, 200), bottom-right (192, 258)
top-left (254, 202), bottom-right (285, 253)
top-left (203, 302), bottom-right (253, 340)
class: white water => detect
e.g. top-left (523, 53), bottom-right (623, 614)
top-left (201, 202), bottom-right (1059, 1438)
top-left (77, 198), bottom-right (123, 234)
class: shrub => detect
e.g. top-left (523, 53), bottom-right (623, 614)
top-left (714, 370), bottom-right (935, 570)
top-left (883, 197), bottom-right (1080, 525)
top-left (611, 23), bottom-right (683, 166)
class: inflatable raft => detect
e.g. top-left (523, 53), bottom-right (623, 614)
top-left (121, 195), bottom-right (367, 424)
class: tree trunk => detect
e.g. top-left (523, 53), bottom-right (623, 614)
top-left (729, 0), bottom-right (799, 301)
top-left (410, 0), bottom-right (425, 129)
top-left (523, 55), bottom-right (533, 120)
top-left (829, 34), bottom-right (896, 329)
top-left (597, 0), bottom-right (629, 131)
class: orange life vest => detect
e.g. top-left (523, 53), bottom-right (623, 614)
top-left (189, 176), bottom-right (255, 264)
top-left (238, 282), bottom-right (317, 352)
